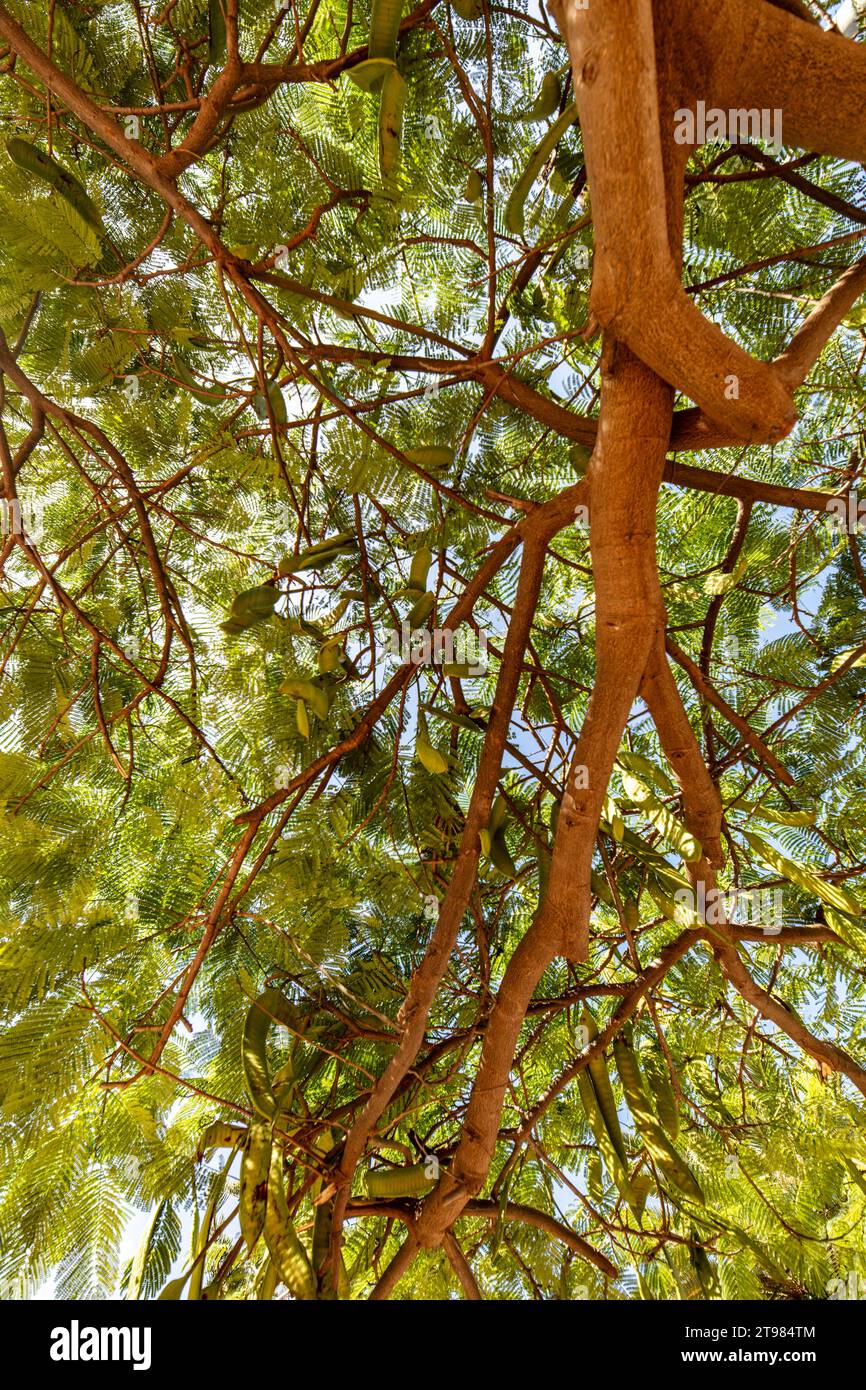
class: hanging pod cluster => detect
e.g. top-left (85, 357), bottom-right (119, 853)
top-left (237, 987), bottom-right (340, 1299)
top-left (222, 530), bottom-right (357, 646)
top-left (480, 793), bottom-right (518, 878)
top-left (278, 529), bottom-right (358, 577)
top-left (577, 1008), bottom-right (639, 1213)
top-left (579, 1009), bottom-right (704, 1218)
top-left (612, 1025), bottom-right (704, 1205)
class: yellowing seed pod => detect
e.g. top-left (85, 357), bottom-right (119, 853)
top-left (416, 708), bottom-right (449, 774)
top-left (463, 169), bottom-right (484, 202)
top-left (369, 0), bottom-right (404, 59)
top-left (364, 1162), bottom-right (438, 1198)
top-left (239, 1117), bottom-right (272, 1252)
top-left (407, 590), bottom-right (435, 629)
top-left (296, 698), bottom-right (310, 738)
top-left (378, 67), bottom-right (406, 179)
top-left (263, 1147), bottom-right (316, 1299)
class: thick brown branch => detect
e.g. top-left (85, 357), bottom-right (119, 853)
top-left (549, 0), bottom-right (797, 440)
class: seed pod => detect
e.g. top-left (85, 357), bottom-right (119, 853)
top-left (6, 137), bottom-right (105, 237)
top-left (405, 445), bottom-right (455, 473)
top-left (643, 1045), bottom-right (680, 1141)
top-left (263, 1147), bottom-right (316, 1299)
top-left (221, 584), bottom-right (278, 633)
top-left (613, 1030), bottom-right (704, 1204)
top-left (408, 543), bottom-right (433, 593)
top-left (689, 1230), bottom-right (720, 1299)
top-left (488, 829), bottom-right (517, 878)
top-left (369, 0), bottom-right (404, 59)
top-left (278, 531), bottom-right (357, 576)
top-left (348, 56), bottom-right (398, 92)
top-left (174, 359), bottom-right (227, 405)
top-left (577, 1068), bottom-right (637, 1210)
top-left (378, 67), bottom-right (406, 179)
top-left (296, 697), bottom-right (310, 738)
top-left (488, 794), bottom-right (509, 837)
top-left (504, 105), bottom-right (579, 237)
top-left (416, 708), bottom-right (449, 774)
top-left (252, 380), bottom-right (288, 426)
top-left (582, 1008), bottom-right (629, 1168)
top-left (407, 589), bottom-right (435, 629)
top-left (207, 0), bottom-right (227, 64)
top-left (241, 987), bottom-right (305, 1120)
top-left (463, 169), bottom-right (484, 202)
top-left (364, 1162), bottom-right (438, 1198)
top-left (240, 1117), bottom-right (272, 1252)
top-left (257, 1258), bottom-right (278, 1301)
top-left (587, 1152), bottom-right (603, 1207)
top-left (511, 72), bottom-right (560, 124)
top-left (317, 634), bottom-right (345, 673)
top-left (280, 676), bottom-right (332, 720)
top-left (621, 770), bottom-right (702, 862)
top-left (195, 1121), bottom-right (246, 1160)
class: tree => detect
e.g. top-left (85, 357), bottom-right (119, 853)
top-left (0, 0), bottom-right (865, 1301)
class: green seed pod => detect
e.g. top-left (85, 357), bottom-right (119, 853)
top-left (6, 137), bottom-right (105, 237)
top-left (208, 0), bottom-right (226, 64)
top-left (378, 67), bottom-right (406, 179)
top-left (364, 1162), bottom-right (438, 1198)
top-left (369, 0), bottom-right (404, 59)
top-left (239, 1117), bottom-right (272, 1252)
top-left (408, 543), bottom-right (433, 593)
top-left (613, 1031), bottom-right (704, 1204)
top-left (577, 1068), bottom-right (636, 1210)
top-left (504, 105), bottom-right (579, 237)
top-left (263, 1147), bottom-right (316, 1299)
top-left (347, 57), bottom-right (398, 93)
top-left (252, 380), bottom-right (288, 426)
top-left (405, 445), bottom-right (455, 474)
top-left (582, 1008), bottom-right (629, 1168)
top-left (463, 169), bottom-right (484, 202)
top-left (241, 987), bottom-right (305, 1120)
top-left (511, 72), bottom-right (560, 124)
top-left (407, 589), bottom-right (435, 630)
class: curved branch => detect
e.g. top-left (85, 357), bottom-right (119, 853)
top-left (549, 0), bottom-right (797, 440)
